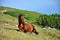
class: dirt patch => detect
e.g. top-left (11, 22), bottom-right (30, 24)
top-left (54, 36), bottom-right (60, 40)
top-left (0, 34), bottom-right (8, 40)
top-left (0, 21), bottom-right (18, 26)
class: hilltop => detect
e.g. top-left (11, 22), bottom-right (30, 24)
top-left (0, 6), bottom-right (42, 23)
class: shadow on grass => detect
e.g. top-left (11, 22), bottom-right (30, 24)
top-left (4, 28), bottom-right (20, 31)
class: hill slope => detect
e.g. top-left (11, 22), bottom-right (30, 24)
top-left (0, 6), bottom-right (60, 40)
top-left (0, 6), bottom-right (41, 23)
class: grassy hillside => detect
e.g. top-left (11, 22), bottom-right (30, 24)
top-left (0, 6), bottom-right (60, 40)
top-left (0, 6), bottom-right (41, 23)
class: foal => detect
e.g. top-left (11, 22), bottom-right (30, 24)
top-left (18, 14), bottom-right (39, 35)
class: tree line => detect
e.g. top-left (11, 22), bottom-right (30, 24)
top-left (36, 14), bottom-right (60, 30)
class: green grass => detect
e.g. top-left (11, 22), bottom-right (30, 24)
top-left (4, 10), bottom-right (40, 23)
top-left (0, 13), bottom-right (17, 23)
top-left (0, 13), bottom-right (60, 40)
top-left (0, 6), bottom-right (60, 40)
top-left (0, 6), bottom-right (41, 23)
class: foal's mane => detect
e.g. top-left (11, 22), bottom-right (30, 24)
top-left (18, 14), bottom-right (25, 25)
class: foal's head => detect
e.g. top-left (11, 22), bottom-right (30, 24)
top-left (18, 14), bottom-right (25, 25)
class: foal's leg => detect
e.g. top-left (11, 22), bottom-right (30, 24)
top-left (19, 27), bottom-right (23, 32)
top-left (19, 24), bottom-right (24, 32)
top-left (31, 24), bottom-right (39, 35)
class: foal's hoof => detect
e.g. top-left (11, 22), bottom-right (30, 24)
top-left (36, 32), bottom-right (39, 35)
top-left (24, 31), bottom-right (27, 33)
top-left (35, 32), bottom-right (39, 35)
top-left (17, 30), bottom-right (20, 31)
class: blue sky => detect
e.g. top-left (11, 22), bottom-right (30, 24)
top-left (0, 0), bottom-right (60, 14)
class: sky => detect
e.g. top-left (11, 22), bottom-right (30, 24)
top-left (0, 0), bottom-right (60, 14)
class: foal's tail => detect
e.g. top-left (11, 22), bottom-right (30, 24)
top-left (31, 24), bottom-right (39, 35)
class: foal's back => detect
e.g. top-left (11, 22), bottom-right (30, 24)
top-left (24, 24), bottom-right (33, 32)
